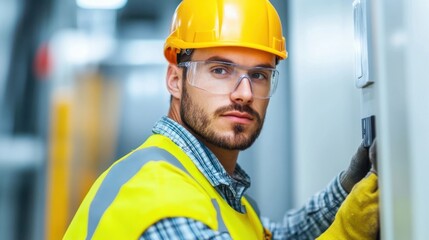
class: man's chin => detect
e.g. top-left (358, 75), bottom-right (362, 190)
top-left (210, 133), bottom-right (256, 150)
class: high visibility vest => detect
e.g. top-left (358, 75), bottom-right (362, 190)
top-left (64, 134), bottom-right (270, 239)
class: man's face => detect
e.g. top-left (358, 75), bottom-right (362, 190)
top-left (179, 47), bottom-right (276, 150)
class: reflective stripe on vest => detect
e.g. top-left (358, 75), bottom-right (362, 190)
top-left (86, 146), bottom-right (228, 239)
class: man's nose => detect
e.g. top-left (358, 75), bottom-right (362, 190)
top-left (230, 75), bottom-right (254, 104)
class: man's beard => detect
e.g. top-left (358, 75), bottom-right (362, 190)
top-left (180, 85), bottom-right (264, 150)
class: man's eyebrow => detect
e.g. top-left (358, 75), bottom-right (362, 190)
top-left (206, 56), bottom-right (233, 63)
top-left (205, 56), bottom-right (275, 68)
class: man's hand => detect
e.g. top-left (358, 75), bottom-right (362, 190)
top-left (369, 139), bottom-right (378, 174)
top-left (318, 140), bottom-right (379, 240)
top-left (317, 173), bottom-right (379, 240)
top-left (340, 142), bottom-right (372, 193)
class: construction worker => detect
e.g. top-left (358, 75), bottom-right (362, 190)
top-left (64, 0), bottom-right (379, 239)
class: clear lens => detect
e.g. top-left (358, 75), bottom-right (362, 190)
top-left (178, 61), bottom-right (279, 99)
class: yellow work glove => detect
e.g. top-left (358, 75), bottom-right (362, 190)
top-left (317, 173), bottom-right (379, 240)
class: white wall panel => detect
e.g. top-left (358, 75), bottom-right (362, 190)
top-left (289, 1), bottom-right (361, 206)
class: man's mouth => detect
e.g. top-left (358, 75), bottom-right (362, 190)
top-left (221, 111), bottom-right (254, 124)
top-left (214, 104), bottom-right (261, 125)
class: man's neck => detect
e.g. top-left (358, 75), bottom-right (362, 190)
top-left (203, 141), bottom-right (239, 176)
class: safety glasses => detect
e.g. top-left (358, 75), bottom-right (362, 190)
top-left (178, 60), bottom-right (279, 99)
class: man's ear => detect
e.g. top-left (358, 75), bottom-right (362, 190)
top-left (166, 64), bottom-right (182, 99)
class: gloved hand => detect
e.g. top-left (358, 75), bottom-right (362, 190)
top-left (317, 172), bottom-right (379, 240)
top-left (340, 142), bottom-right (372, 193)
top-left (369, 139), bottom-right (378, 174)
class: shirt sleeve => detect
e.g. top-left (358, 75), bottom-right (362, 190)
top-left (140, 217), bottom-right (232, 240)
top-left (262, 173), bottom-right (348, 240)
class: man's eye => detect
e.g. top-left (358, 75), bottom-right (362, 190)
top-left (251, 72), bottom-right (268, 80)
top-left (212, 68), bottom-right (228, 75)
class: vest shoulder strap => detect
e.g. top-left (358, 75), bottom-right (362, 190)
top-left (86, 146), bottom-right (228, 239)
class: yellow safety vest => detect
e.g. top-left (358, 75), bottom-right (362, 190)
top-left (64, 134), bottom-right (270, 239)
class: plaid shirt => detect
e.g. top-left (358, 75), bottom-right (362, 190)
top-left (140, 116), bottom-right (347, 239)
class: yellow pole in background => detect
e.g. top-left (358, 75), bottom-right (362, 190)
top-left (44, 71), bottom-right (120, 239)
top-left (45, 91), bottom-right (73, 240)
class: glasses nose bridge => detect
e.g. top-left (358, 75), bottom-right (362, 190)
top-left (232, 63), bottom-right (252, 81)
top-left (233, 64), bottom-right (250, 77)
top-left (231, 64), bottom-right (256, 93)
top-left (233, 73), bottom-right (254, 93)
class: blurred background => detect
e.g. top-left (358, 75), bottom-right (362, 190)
top-left (0, 0), bottom-right (428, 239)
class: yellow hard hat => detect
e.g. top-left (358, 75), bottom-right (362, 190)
top-left (164, 0), bottom-right (288, 64)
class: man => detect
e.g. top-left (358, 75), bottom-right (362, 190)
top-left (64, 0), bottom-right (379, 239)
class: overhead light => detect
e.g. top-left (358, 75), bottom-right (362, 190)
top-left (76, 0), bottom-right (127, 9)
